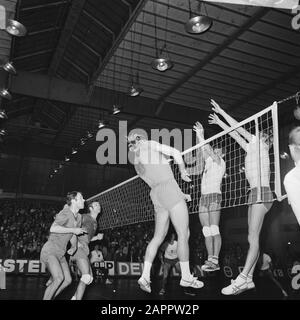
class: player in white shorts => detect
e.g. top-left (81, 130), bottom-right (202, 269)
top-left (127, 133), bottom-right (204, 294)
top-left (208, 99), bottom-right (274, 295)
top-left (193, 122), bottom-right (225, 272)
top-left (284, 126), bottom-right (300, 226)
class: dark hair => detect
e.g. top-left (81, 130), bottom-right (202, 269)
top-left (88, 201), bottom-right (100, 211)
top-left (66, 191), bottom-right (82, 206)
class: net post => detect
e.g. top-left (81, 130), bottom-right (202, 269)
top-left (255, 118), bottom-right (262, 203)
top-left (271, 102), bottom-right (282, 200)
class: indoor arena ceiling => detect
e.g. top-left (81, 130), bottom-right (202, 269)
top-left (1, 0), bottom-right (300, 162)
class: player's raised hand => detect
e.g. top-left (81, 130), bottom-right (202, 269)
top-left (208, 113), bottom-right (220, 125)
top-left (181, 170), bottom-right (192, 182)
top-left (193, 122), bottom-right (204, 138)
top-left (210, 99), bottom-right (223, 114)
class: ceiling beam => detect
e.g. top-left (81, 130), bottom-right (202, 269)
top-left (154, 7), bottom-right (270, 116)
top-left (87, 0), bottom-right (149, 98)
top-left (10, 70), bottom-right (213, 128)
top-left (48, 0), bottom-right (87, 76)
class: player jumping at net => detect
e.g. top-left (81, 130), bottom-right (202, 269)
top-left (69, 201), bottom-right (104, 300)
top-left (284, 126), bottom-right (300, 226)
top-left (193, 121), bottom-right (226, 272)
top-left (127, 133), bottom-right (204, 293)
top-left (208, 99), bottom-right (274, 295)
top-left (40, 191), bottom-right (86, 300)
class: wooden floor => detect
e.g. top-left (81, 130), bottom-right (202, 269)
top-left (1, 273), bottom-right (299, 300)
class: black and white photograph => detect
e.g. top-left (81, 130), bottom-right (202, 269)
top-left (0, 0), bottom-right (300, 310)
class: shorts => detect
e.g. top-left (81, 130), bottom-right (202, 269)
top-left (247, 186), bottom-right (273, 205)
top-left (40, 241), bottom-right (66, 265)
top-left (164, 258), bottom-right (179, 266)
top-left (150, 179), bottom-right (185, 212)
top-left (72, 246), bottom-right (89, 261)
top-left (199, 193), bottom-right (222, 211)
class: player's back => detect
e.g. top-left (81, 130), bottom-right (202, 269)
top-left (134, 141), bottom-right (175, 188)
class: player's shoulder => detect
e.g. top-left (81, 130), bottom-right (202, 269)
top-left (57, 205), bottom-right (71, 216)
top-left (284, 167), bottom-right (298, 182)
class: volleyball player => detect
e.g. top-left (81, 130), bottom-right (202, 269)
top-left (69, 201), bottom-right (103, 300)
top-left (193, 121), bottom-right (225, 272)
top-left (208, 99), bottom-right (274, 295)
top-left (40, 191), bottom-right (86, 300)
top-left (128, 133), bottom-right (204, 293)
top-left (283, 126), bottom-right (300, 226)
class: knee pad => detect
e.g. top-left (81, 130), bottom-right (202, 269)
top-left (210, 225), bottom-right (220, 236)
top-left (81, 274), bottom-right (93, 285)
top-left (202, 226), bottom-right (212, 237)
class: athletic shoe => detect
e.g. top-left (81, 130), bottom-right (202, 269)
top-left (247, 280), bottom-right (255, 290)
top-left (205, 262), bottom-right (220, 272)
top-left (158, 288), bottom-right (165, 296)
top-left (138, 277), bottom-right (151, 293)
top-left (105, 279), bottom-right (112, 285)
top-left (180, 276), bottom-right (204, 289)
top-left (201, 260), bottom-right (212, 271)
top-left (221, 279), bottom-right (248, 295)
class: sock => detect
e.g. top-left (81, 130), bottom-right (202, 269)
top-left (247, 274), bottom-right (253, 283)
top-left (71, 296), bottom-right (76, 300)
top-left (211, 255), bottom-right (219, 264)
top-left (235, 273), bottom-right (247, 285)
top-left (207, 255), bottom-right (213, 262)
top-left (180, 261), bottom-right (192, 280)
top-left (141, 261), bottom-right (152, 281)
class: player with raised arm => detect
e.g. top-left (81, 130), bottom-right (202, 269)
top-left (69, 201), bottom-right (103, 300)
top-left (208, 99), bottom-right (274, 295)
top-left (193, 122), bottom-right (225, 272)
top-left (40, 191), bottom-right (86, 300)
top-left (127, 133), bottom-right (204, 293)
top-left (284, 126), bottom-right (300, 226)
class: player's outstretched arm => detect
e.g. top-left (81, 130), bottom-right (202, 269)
top-left (208, 113), bottom-right (247, 151)
top-left (210, 99), bottom-right (253, 143)
top-left (91, 233), bottom-right (104, 242)
top-left (149, 141), bottom-right (191, 182)
top-left (50, 222), bottom-right (87, 235)
top-left (194, 121), bottom-right (220, 164)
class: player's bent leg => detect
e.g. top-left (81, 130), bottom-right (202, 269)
top-left (159, 262), bottom-right (171, 295)
top-left (222, 203), bottom-right (269, 295)
top-left (53, 257), bottom-right (72, 298)
top-left (73, 255), bottom-right (91, 300)
top-left (170, 200), bottom-right (204, 289)
top-left (138, 208), bottom-right (170, 293)
top-left (42, 255), bottom-right (64, 300)
top-left (199, 207), bottom-right (213, 271)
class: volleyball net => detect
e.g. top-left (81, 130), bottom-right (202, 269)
top-left (88, 102), bottom-right (282, 230)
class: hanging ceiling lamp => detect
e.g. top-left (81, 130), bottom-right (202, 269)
top-left (185, 0), bottom-right (212, 34)
top-left (6, 19), bottom-right (27, 37)
top-left (128, 72), bottom-right (143, 96)
top-left (293, 92), bottom-right (300, 120)
top-left (0, 60), bottom-right (16, 74)
top-left (0, 109), bottom-right (7, 119)
top-left (151, 0), bottom-right (173, 72)
top-left (0, 88), bottom-right (12, 100)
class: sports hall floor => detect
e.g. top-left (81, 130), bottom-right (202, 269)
top-left (0, 274), bottom-right (299, 300)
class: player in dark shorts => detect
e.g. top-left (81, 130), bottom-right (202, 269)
top-left (69, 201), bottom-right (103, 300)
top-left (40, 191), bottom-right (86, 300)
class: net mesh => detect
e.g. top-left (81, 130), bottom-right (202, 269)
top-left (88, 103), bottom-right (281, 230)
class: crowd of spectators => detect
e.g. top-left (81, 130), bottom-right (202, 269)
top-left (0, 198), bottom-right (296, 274)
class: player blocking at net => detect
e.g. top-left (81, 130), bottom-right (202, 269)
top-left (193, 121), bottom-right (225, 272)
top-left (284, 126), bottom-right (300, 226)
top-left (208, 99), bottom-right (274, 295)
top-left (127, 133), bottom-right (204, 293)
